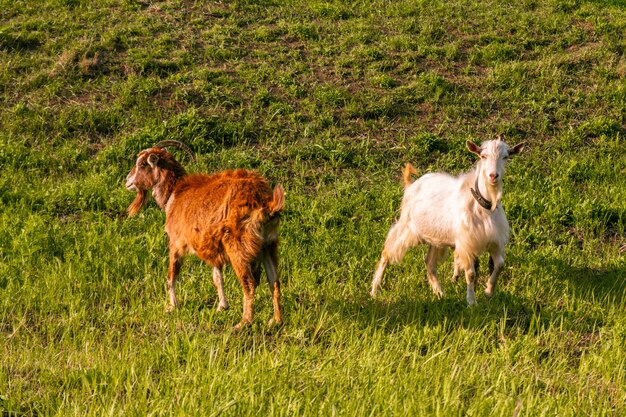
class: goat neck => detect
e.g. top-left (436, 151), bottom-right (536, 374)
top-left (472, 164), bottom-right (502, 212)
top-left (151, 153), bottom-right (187, 211)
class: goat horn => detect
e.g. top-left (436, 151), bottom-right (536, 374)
top-left (153, 140), bottom-right (195, 159)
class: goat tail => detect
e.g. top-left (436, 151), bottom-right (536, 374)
top-left (268, 184), bottom-right (285, 217)
top-left (402, 163), bottom-right (418, 188)
top-left (243, 184), bottom-right (284, 234)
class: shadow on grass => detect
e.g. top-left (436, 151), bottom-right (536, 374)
top-left (331, 291), bottom-right (543, 335)
top-left (170, 251), bottom-right (623, 338)
top-left (332, 288), bottom-right (607, 338)
top-left (325, 254), bottom-right (619, 335)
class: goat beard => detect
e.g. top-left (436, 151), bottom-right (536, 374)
top-left (127, 190), bottom-right (149, 217)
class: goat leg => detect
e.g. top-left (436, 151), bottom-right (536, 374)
top-left (212, 267), bottom-right (229, 311)
top-left (231, 260), bottom-right (256, 330)
top-left (452, 253), bottom-right (461, 282)
top-left (485, 249), bottom-right (504, 298)
top-left (425, 246), bottom-right (445, 297)
top-left (262, 245), bottom-right (283, 326)
top-left (370, 252), bottom-right (389, 298)
top-left (166, 249), bottom-right (183, 312)
top-left (464, 260), bottom-right (478, 306)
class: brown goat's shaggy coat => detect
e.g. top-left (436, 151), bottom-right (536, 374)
top-left (126, 147), bottom-right (284, 328)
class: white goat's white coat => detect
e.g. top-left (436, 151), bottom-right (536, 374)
top-left (370, 138), bottom-right (524, 305)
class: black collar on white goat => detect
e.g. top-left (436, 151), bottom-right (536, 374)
top-left (470, 176), bottom-right (493, 210)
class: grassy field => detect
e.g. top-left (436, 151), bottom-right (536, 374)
top-left (1, 0), bottom-right (625, 415)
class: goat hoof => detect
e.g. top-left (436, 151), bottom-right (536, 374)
top-left (466, 296), bottom-right (478, 307)
top-left (165, 304), bottom-right (177, 313)
top-left (216, 303), bottom-right (230, 312)
top-left (267, 318), bottom-right (283, 327)
top-left (233, 321), bottom-right (252, 331)
top-left (484, 288), bottom-right (494, 298)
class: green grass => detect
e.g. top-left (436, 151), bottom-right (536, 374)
top-left (1, 0), bottom-right (625, 415)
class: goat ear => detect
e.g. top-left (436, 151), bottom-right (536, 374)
top-left (508, 142), bottom-right (525, 156)
top-left (147, 153), bottom-right (159, 168)
top-left (466, 140), bottom-right (482, 157)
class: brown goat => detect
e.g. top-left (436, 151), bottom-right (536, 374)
top-left (125, 145), bottom-right (284, 329)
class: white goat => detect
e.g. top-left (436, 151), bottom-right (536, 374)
top-left (370, 137), bottom-right (524, 305)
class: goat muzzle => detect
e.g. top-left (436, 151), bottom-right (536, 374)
top-left (125, 173), bottom-right (138, 191)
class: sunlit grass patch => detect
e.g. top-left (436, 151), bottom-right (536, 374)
top-left (0, 0), bottom-right (625, 415)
